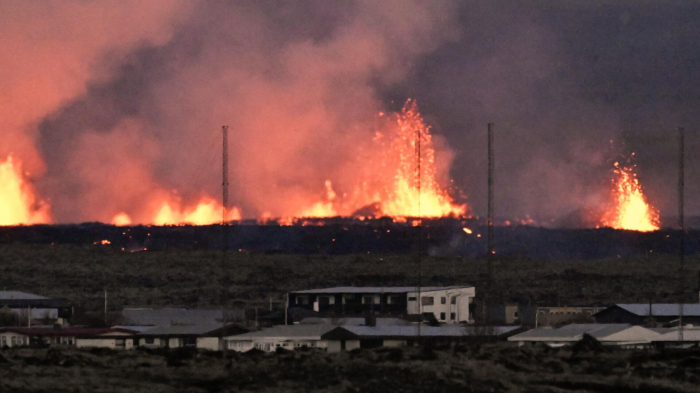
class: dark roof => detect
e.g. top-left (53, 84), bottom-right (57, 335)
top-left (0, 327), bottom-right (136, 337)
top-left (0, 299), bottom-right (71, 309)
top-left (140, 324), bottom-right (248, 337)
top-left (600, 304), bottom-right (700, 317)
top-left (290, 286), bottom-right (473, 294)
top-left (122, 308), bottom-right (241, 326)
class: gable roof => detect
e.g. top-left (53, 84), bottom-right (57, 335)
top-left (140, 324), bottom-right (225, 336)
top-left (508, 324), bottom-right (658, 343)
top-left (607, 304), bottom-right (700, 317)
top-left (290, 286), bottom-right (473, 294)
top-left (653, 327), bottom-right (700, 342)
top-left (0, 291), bottom-right (47, 300)
top-left (122, 308), bottom-right (228, 326)
top-left (225, 324), bottom-right (340, 340)
top-left (343, 325), bottom-right (519, 338)
top-left (0, 327), bottom-right (136, 337)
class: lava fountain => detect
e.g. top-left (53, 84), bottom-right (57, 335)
top-left (152, 197), bottom-right (241, 225)
top-left (601, 156), bottom-right (659, 232)
top-left (0, 156), bottom-right (52, 226)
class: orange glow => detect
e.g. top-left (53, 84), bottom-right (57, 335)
top-left (0, 156), bottom-right (51, 226)
top-left (601, 159), bottom-right (659, 232)
top-left (153, 197), bottom-right (242, 225)
top-left (291, 99), bottom-right (467, 220)
top-left (462, 227), bottom-right (473, 234)
top-left (94, 240), bottom-right (111, 245)
top-left (111, 212), bottom-right (132, 226)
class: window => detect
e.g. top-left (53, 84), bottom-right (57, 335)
top-left (362, 296), bottom-right (375, 305)
top-left (514, 312), bottom-right (519, 318)
top-left (387, 295), bottom-right (400, 304)
top-left (450, 313), bottom-right (455, 320)
top-left (408, 297), bottom-right (417, 301)
top-left (0, 337), bottom-right (5, 346)
top-left (296, 296), bottom-right (309, 305)
top-left (441, 297), bottom-right (447, 305)
top-left (115, 339), bottom-right (126, 348)
top-left (440, 312), bottom-right (446, 320)
top-left (11, 337), bottom-right (16, 346)
top-left (145, 337), bottom-right (155, 344)
top-left (451, 297), bottom-right (457, 305)
top-left (421, 297), bottom-right (434, 306)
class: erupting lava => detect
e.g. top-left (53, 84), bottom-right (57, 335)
top-left (0, 156), bottom-right (51, 226)
top-left (153, 197), bottom-right (241, 225)
top-left (112, 213), bottom-right (133, 226)
top-left (601, 157), bottom-right (659, 232)
top-left (291, 99), bottom-right (467, 220)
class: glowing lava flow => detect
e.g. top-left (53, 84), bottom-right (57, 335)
top-left (291, 99), bottom-right (467, 221)
top-left (601, 159), bottom-right (659, 232)
top-left (153, 197), bottom-right (241, 225)
top-left (112, 213), bottom-right (132, 226)
top-left (0, 156), bottom-right (51, 226)
top-left (378, 100), bottom-right (466, 218)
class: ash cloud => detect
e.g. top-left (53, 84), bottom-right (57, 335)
top-left (5, 1), bottom-right (700, 224)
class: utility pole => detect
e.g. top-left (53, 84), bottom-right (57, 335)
top-left (221, 125), bottom-right (230, 351)
top-left (485, 123), bottom-right (495, 324)
top-left (415, 124), bottom-right (422, 340)
top-left (104, 289), bottom-right (108, 326)
top-left (678, 127), bottom-right (685, 343)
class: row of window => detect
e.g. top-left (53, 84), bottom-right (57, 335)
top-left (439, 312), bottom-right (457, 321)
top-left (408, 296), bottom-right (458, 306)
top-left (296, 295), bottom-right (403, 306)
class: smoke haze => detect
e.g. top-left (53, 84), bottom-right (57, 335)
top-left (3, 1), bottom-right (699, 224)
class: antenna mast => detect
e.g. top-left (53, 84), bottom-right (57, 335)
top-left (415, 122), bottom-right (422, 339)
top-left (678, 126), bottom-right (685, 342)
top-left (222, 126), bottom-right (230, 225)
top-left (486, 123), bottom-right (495, 323)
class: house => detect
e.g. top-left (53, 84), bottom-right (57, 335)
top-left (508, 324), bottom-right (660, 348)
top-left (0, 291), bottom-right (72, 325)
top-left (0, 327), bottom-right (137, 349)
top-left (138, 324), bottom-right (247, 350)
top-left (341, 325), bottom-right (522, 348)
top-left (122, 308), bottom-right (244, 326)
top-left (594, 304), bottom-right (700, 326)
top-left (225, 324), bottom-right (520, 353)
top-left (224, 324), bottom-right (357, 353)
top-left (287, 286), bottom-right (475, 324)
top-left (535, 306), bottom-right (604, 327)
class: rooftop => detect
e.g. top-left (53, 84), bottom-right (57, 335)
top-left (508, 324), bottom-right (657, 343)
top-left (226, 324), bottom-right (340, 340)
top-left (290, 286), bottom-right (473, 294)
top-left (122, 308), bottom-right (231, 326)
top-left (610, 304), bottom-right (700, 317)
top-left (0, 291), bottom-right (47, 300)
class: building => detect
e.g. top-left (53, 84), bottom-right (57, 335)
top-left (288, 286), bottom-right (475, 324)
top-left (138, 324), bottom-right (248, 350)
top-left (122, 308), bottom-right (244, 326)
top-left (225, 324), bottom-right (520, 353)
top-left (535, 306), bottom-right (604, 327)
top-left (508, 324), bottom-right (660, 348)
top-left (224, 324), bottom-right (356, 353)
top-left (0, 327), bottom-right (136, 349)
top-left (488, 304), bottom-right (536, 325)
top-left (594, 304), bottom-right (700, 326)
top-left (651, 326), bottom-right (700, 349)
top-left (299, 317), bottom-right (410, 327)
top-left (0, 291), bottom-right (72, 324)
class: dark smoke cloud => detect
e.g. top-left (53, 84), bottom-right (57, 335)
top-left (6, 1), bottom-right (700, 224)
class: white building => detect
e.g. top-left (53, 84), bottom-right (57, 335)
top-left (0, 330), bottom-right (30, 347)
top-left (508, 324), bottom-right (660, 348)
top-left (0, 327), bottom-right (137, 349)
top-left (288, 286), bottom-right (475, 324)
top-left (224, 325), bottom-right (357, 353)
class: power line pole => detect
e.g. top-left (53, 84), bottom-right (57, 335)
top-left (678, 126), bottom-right (685, 343)
top-left (221, 125), bottom-right (230, 351)
top-left (415, 124), bottom-right (422, 340)
top-left (485, 123), bottom-right (495, 324)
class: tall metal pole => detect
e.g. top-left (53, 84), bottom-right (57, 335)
top-left (486, 123), bottom-right (494, 323)
top-left (221, 125), bottom-right (230, 351)
top-left (678, 127), bottom-right (685, 342)
top-left (415, 125), bottom-right (422, 339)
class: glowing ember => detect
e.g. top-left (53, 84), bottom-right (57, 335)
top-left (112, 212), bottom-right (132, 226)
top-left (153, 197), bottom-right (241, 225)
top-left (601, 158), bottom-right (659, 232)
top-left (94, 240), bottom-right (112, 245)
top-left (462, 227), bottom-right (473, 234)
top-left (0, 156), bottom-right (51, 226)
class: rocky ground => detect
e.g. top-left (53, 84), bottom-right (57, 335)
top-left (2, 343), bottom-right (700, 392)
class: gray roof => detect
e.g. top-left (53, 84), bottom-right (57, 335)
top-left (299, 317), bottom-right (411, 326)
top-left (343, 325), bottom-right (519, 337)
top-left (122, 308), bottom-right (226, 326)
top-left (0, 291), bottom-right (47, 300)
top-left (509, 324), bottom-right (634, 341)
top-left (226, 324), bottom-right (339, 340)
top-left (140, 324), bottom-right (224, 336)
top-left (612, 304), bottom-right (700, 317)
top-left (291, 286), bottom-right (472, 294)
